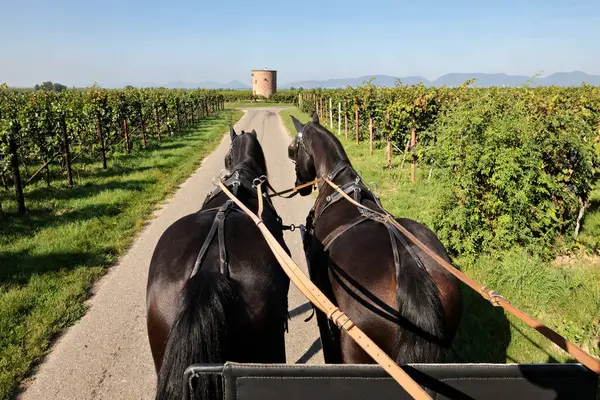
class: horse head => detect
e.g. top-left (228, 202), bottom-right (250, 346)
top-left (225, 125), bottom-right (263, 176)
top-left (288, 112), bottom-right (319, 196)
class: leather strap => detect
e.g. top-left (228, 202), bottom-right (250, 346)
top-left (326, 161), bottom-right (352, 180)
top-left (265, 178), bottom-right (320, 198)
top-left (190, 200), bottom-right (234, 279)
top-left (217, 204), bottom-right (230, 277)
top-left (190, 209), bottom-right (221, 278)
top-left (387, 224), bottom-right (401, 272)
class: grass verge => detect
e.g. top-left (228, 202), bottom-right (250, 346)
top-left (279, 107), bottom-right (600, 364)
top-left (0, 110), bottom-right (243, 399)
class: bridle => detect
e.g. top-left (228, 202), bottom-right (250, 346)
top-left (287, 126), bottom-right (315, 186)
top-left (225, 130), bottom-right (242, 169)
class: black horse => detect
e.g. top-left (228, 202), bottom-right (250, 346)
top-left (146, 126), bottom-right (290, 400)
top-left (288, 112), bottom-right (462, 365)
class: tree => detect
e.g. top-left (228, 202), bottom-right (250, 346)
top-left (34, 81), bottom-right (67, 92)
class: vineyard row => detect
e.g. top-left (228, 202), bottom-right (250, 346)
top-left (0, 85), bottom-right (225, 215)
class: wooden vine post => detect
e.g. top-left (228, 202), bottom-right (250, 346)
top-left (60, 114), bottom-right (73, 186)
top-left (410, 116), bottom-right (416, 183)
top-left (123, 119), bottom-right (130, 154)
top-left (329, 97), bottom-right (333, 128)
top-left (96, 112), bottom-right (107, 169)
top-left (141, 114), bottom-right (148, 148)
top-left (320, 97), bottom-right (323, 120)
top-left (9, 127), bottom-right (26, 215)
top-left (369, 116), bottom-right (374, 154)
top-left (386, 111), bottom-right (392, 168)
top-left (338, 102), bottom-right (341, 135)
top-left (155, 106), bottom-right (161, 141)
top-left (317, 97), bottom-right (321, 119)
top-left (354, 97), bottom-right (359, 144)
top-left (344, 100), bottom-right (348, 138)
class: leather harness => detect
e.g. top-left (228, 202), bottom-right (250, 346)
top-left (299, 161), bottom-right (434, 333)
top-left (189, 166), bottom-right (281, 280)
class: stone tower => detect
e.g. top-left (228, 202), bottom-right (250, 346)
top-left (251, 68), bottom-right (277, 98)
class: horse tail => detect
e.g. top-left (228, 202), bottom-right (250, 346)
top-left (156, 270), bottom-right (237, 400)
top-left (394, 243), bottom-right (446, 363)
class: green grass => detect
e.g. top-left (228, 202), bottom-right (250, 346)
top-left (0, 110), bottom-right (243, 399)
top-left (279, 107), bottom-right (600, 365)
top-left (225, 101), bottom-right (293, 109)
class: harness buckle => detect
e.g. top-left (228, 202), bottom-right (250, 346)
top-left (359, 207), bottom-right (386, 223)
top-left (252, 175), bottom-right (267, 188)
top-left (282, 223), bottom-right (296, 232)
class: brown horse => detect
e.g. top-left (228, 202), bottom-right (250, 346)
top-left (146, 126), bottom-right (290, 399)
top-left (288, 112), bottom-right (462, 365)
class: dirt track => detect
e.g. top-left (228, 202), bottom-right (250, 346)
top-left (20, 107), bottom-right (323, 400)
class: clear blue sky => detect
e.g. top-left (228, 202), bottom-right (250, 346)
top-left (1, 0), bottom-right (599, 87)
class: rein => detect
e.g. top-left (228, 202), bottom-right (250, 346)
top-left (266, 169), bottom-right (600, 376)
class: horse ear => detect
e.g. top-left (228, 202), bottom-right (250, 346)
top-left (312, 111), bottom-right (319, 124)
top-left (249, 129), bottom-right (257, 137)
top-left (229, 125), bottom-right (236, 141)
top-left (291, 115), bottom-right (304, 133)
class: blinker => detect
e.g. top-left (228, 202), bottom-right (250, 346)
top-left (288, 140), bottom-right (298, 161)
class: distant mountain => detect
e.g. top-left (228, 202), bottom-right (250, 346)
top-left (432, 73), bottom-right (531, 87)
top-left (282, 72), bottom-right (600, 89)
top-left (106, 80), bottom-right (250, 89)
top-left (282, 75), bottom-right (418, 89)
top-left (539, 71), bottom-right (600, 86)
top-left (163, 80), bottom-right (250, 89)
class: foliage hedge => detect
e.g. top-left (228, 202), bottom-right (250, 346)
top-left (299, 84), bottom-right (600, 258)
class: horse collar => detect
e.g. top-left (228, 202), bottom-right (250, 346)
top-left (325, 161), bottom-right (354, 181)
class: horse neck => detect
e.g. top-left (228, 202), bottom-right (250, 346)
top-left (308, 128), bottom-right (355, 204)
top-left (233, 158), bottom-right (266, 180)
top-left (309, 128), bottom-right (351, 181)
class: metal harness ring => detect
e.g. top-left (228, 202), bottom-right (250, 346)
top-left (252, 175), bottom-right (267, 188)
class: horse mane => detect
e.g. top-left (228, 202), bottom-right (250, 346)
top-left (304, 121), bottom-right (351, 165)
top-left (237, 132), bottom-right (269, 177)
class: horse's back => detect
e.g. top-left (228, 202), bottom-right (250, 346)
top-left (314, 207), bottom-right (462, 363)
top-left (146, 208), bottom-right (289, 371)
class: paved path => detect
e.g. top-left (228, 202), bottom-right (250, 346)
top-left (20, 107), bottom-right (322, 400)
